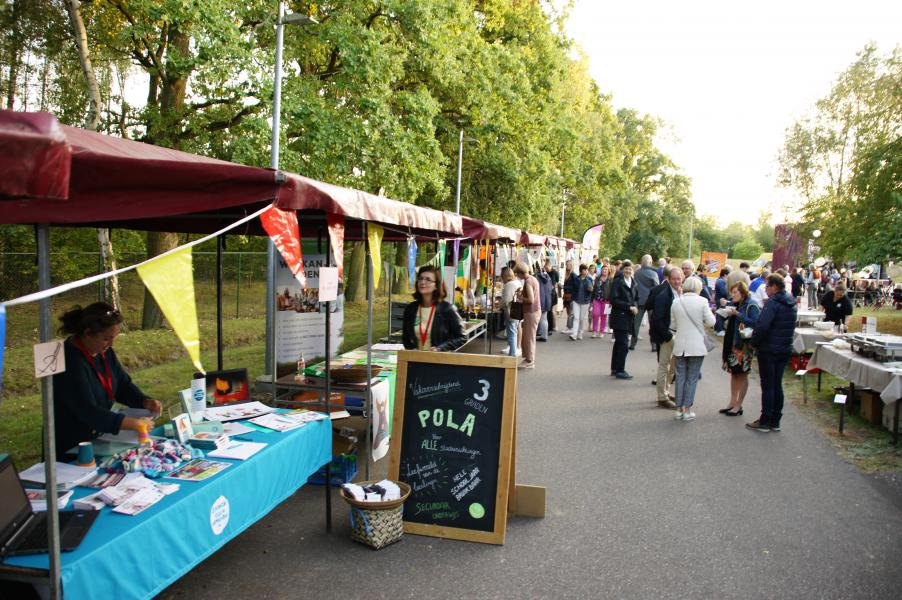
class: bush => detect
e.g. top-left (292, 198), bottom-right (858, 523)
top-left (732, 239), bottom-right (764, 259)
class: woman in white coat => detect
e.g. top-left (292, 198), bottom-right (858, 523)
top-left (670, 275), bottom-right (716, 421)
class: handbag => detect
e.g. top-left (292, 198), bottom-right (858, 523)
top-left (676, 297), bottom-right (716, 353)
top-left (509, 301), bottom-right (524, 321)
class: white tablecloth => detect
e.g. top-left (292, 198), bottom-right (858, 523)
top-left (797, 309), bottom-right (824, 326)
top-left (808, 343), bottom-right (902, 404)
top-left (792, 327), bottom-right (834, 353)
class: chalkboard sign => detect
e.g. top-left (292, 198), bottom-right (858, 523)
top-left (388, 350), bottom-right (517, 545)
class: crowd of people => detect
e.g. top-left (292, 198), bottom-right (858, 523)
top-left (402, 251), bottom-right (884, 434)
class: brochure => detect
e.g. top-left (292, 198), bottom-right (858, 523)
top-left (19, 462), bottom-right (98, 490)
top-left (207, 441), bottom-right (268, 461)
top-left (203, 401), bottom-right (274, 423)
top-left (27, 489), bottom-right (73, 511)
top-left (222, 421), bottom-right (255, 437)
top-left (164, 459), bottom-right (231, 482)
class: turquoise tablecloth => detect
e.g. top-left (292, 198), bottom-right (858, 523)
top-left (3, 419), bottom-right (331, 600)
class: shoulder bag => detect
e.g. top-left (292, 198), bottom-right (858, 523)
top-left (677, 297), bottom-right (716, 353)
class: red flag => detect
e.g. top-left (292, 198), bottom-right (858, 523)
top-left (327, 214), bottom-right (345, 280)
top-left (260, 205), bottom-right (305, 287)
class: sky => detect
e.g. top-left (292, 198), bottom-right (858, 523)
top-left (566, 0), bottom-right (902, 226)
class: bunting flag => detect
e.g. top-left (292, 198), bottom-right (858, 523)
top-left (326, 214), bottom-right (345, 280)
top-left (136, 247), bottom-right (203, 372)
top-left (367, 224), bottom-right (384, 289)
top-left (453, 239), bottom-right (460, 268)
top-left (0, 306), bottom-right (5, 392)
top-left (407, 238), bottom-right (418, 286)
top-left (438, 240), bottom-right (447, 269)
top-left (260, 205), bottom-right (305, 287)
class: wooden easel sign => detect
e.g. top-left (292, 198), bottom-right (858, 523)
top-left (388, 350), bottom-right (518, 545)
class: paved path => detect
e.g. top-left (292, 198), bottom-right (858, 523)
top-left (162, 331), bottom-right (902, 600)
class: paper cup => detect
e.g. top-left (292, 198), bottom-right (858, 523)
top-left (190, 375), bottom-right (207, 415)
top-left (77, 441), bottom-right (95, 467)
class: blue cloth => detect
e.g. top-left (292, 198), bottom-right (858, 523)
top-left (750, 290), bottom-right (796, 354)
top-left (4, 419), bottom-right (331, 600)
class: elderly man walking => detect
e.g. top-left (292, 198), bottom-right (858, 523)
top-left (631, 254), bottom-right (660, 351)
top-left (650, 267), bottom-right (683, 408)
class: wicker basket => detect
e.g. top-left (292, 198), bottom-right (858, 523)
top-left (340, 481), bottom-right (410, 549)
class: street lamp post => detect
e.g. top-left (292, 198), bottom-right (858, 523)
top-left (265, 2), bottom-right (317, 377)
top-left (560, 189), bottom-right (569, 237)
top-left (454, 129), bottom-right (477, 214)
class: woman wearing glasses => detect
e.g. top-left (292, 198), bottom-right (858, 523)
top-left (53, 302), bottom-right (162, 459)
top-left (402, 265), bottom-right (466, 352)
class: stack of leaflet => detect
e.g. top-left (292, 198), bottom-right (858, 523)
top-left (74, 473), bottom-right (180, 515)
top-left (18, 462), bottom-right (98, 491)
top-left (188, 431), bottom-right (228, 451)
top-left (249, 409), bottom-right (328, 432)
top-left (26, 489), bottom-right (74, 511)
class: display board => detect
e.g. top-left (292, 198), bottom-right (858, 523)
top-left (389, 350), bottom-right (517, 544)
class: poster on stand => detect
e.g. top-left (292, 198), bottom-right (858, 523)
top-left (275, 242), bottom-right (344, 375)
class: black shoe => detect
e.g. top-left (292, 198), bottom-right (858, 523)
top-left (610, 371), bottom-right (618, 377)
top-left (725, 409), bottom-right (743, 416)
top-left (718, 407), bottom-right (731, 414)
top-left (615, 371), bottom-right (634, 380)
top-left (628, 346), bottom-right (636, 351)
top-left (770, 423), bottom-right (781, 431)
top-left (746, 420), bottom-right (770, 432)
top-left (537, 337), bottom-right (547, 342)
top-left (651, 380), bottom-right (657, 386)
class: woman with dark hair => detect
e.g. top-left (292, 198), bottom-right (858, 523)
top-left (53, 302), bottom-right (162, 459)
top-left (402, 265), bottom-right (466, 352)
top-left (719, 281), bottom-right (761, 416)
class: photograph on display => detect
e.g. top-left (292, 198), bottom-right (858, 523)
top-left (204, 369), bottom-right (251, 405)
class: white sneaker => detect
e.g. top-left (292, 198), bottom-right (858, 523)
top-left (577, 334), bottom-right (584, 340)
top-left (674, 411), bottom-right (683, 420)
top-left (500, 346), bottom-right (510, 355)
top-left (716, 331), bottom-right (726, 337)
top-left (569, 335), bottom-right (577, 341)
top-left (683, 412), bottom-right (696, 421)
top-left (592, 332), bottom-right (598, 339)
top-left (598, 333), bottom-right (604, 339)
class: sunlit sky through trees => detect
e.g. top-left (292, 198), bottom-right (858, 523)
top-left (567, 0), bottom-right (902, 226)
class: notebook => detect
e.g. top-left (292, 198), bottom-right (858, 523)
top-left (0, 456), bottom-right (99, 558)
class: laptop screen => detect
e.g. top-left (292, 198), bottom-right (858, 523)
top-left (205, 368), bottom-right (250, 405)
top-left (0, 457), bottom-right (32, 546)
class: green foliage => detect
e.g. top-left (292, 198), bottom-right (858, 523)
top-left (778, 45), bottom-right (902, 264)
top-left (731, 238), bottom-right (764, 259)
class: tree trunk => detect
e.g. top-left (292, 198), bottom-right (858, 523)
top-left (391, 240), bottom-right (410, 295)
top-left (97, 228), bottom-right (121, 311)
top-left (344, 242), bottom-right (367, 302)
top-left (5, 0), bottom-right (23, 109)
top-left (141, 231), bottom-right (179, 329)
top-left (66, 0), bottom-right (101, 130)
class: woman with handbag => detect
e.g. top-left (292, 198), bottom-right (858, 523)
top-left (719, 281), bottom-right (761, 416)
top-left (670, 275), bottom-right (716, 421)
top-left (500, 266), bottom-right (523, 357)
top-left (513, 262), bottom-right (540, 369)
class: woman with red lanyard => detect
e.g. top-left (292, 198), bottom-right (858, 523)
top-left (53, 303), bottom-right (162, 459)
top-left (402, 266), bottom-right (466, 352)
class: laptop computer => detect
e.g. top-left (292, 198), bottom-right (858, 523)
top-left (0, 456), bottom-right (99, 558)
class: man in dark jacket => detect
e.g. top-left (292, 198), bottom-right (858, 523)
top-left (714, 266), bottom-right (731, 336)
top-left (536, 264), bottom-right (554, 341)
top-left (747, 274), bottom-right (797, 432)
top-left (609, 260), bottom-right (640, 379)
top-left (631, 254), bottom-right (660, 350)
top-left (650, 267), bottom-right (683, 408)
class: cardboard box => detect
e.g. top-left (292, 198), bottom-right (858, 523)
top-left (858, 390), bottom-right (883, 426)
top-left (881, 401), bottom-right (899, 432)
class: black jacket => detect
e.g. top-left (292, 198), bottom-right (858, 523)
top-left (402, 300), bottom-right (466, 352)
top-left (750, 290), bottom-right (797, 355)
top-left (53, 337), bottom-right (149, 458)
top-left (650, 284), bottom-right (678, 343)
top-left (609, 274), bottom-right (639, 331)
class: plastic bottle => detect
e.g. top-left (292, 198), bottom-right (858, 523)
top-left (296, 353), bottom-right (306, 381)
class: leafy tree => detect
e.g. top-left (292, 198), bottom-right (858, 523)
top-left (732, 238), bottom-right (764, 260)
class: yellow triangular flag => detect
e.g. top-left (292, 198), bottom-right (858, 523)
top-left (368, 224), bottom-right (384, 289)
top-left (137, 247), bottom-right (203, 372)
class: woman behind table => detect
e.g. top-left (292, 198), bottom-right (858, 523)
top-left (591, 265), bottom-right (612, 338)
top-left (402, 265), bottom-right (466, 352)
top-left (53, 303), bottom-right (162, 459)
top-left (499, 266), bottom-right (523, 357)
top-left (513, 261), bottom-right (540, 369)
top-left (719, 281), bottom-right (761, 416)
top-left (670, 276), bottom-right (716, 421)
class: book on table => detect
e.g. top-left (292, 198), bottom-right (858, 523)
top-left (18, 462), bottom-right (98, 491)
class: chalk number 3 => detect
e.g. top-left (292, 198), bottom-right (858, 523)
top-left (473, 379), bottom-right (490, 401)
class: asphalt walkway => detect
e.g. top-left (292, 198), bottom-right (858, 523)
top-left (161, 330), bottom-right (902, 600)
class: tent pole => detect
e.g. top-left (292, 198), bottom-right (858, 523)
top-left (37, 224), bottom-right (61, 600)
top-left (387, 242), bottom-right (394, 340)
top-left (364, 222), bottom-right (373, 481)
top-left (216, 235), bottom-right (224, 371)
top-left (323, 226), bottom-right (332, 532)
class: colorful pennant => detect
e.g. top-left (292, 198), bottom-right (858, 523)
top-left (407, 238), bottom-right (418, 286)
top-left (136, 247), bottom-right (203, 372)
top-left (326, 214), bottom-right (345, 280)
top-left (260, 205), bottom-right (305, 287)
top-left (367, 224), bottom-right (384, 289)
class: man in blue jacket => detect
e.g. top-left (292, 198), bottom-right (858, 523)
top-left (713, 266), bottom-right (731, 336)
top-left (747, 274), bottom-right (797, 432)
